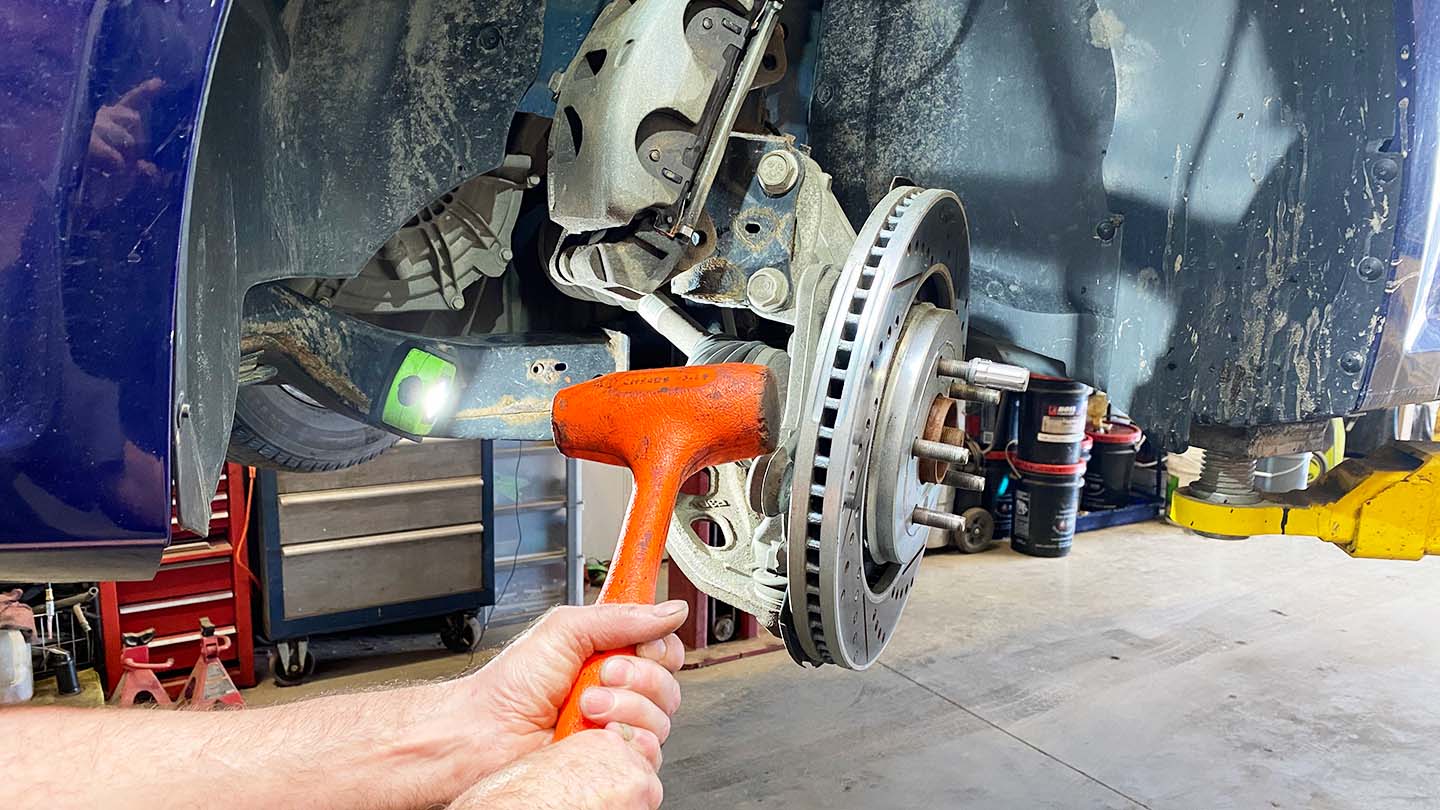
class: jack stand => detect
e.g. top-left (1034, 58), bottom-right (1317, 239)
top-left (111, 629), bottom-right (174, 707)
top-left (177, 618), bottom-right (244, 710)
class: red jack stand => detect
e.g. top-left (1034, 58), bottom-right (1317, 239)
top-left (177, 618), bottom-right (245, 711)
top-left (111, 629), bottom-right (175, 707)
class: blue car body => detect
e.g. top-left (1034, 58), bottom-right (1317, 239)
top-left (1, 1), bottom-right (227, 576)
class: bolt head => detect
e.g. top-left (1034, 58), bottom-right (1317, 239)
top-left (756, 151), bottom-right (800, 196)
top-left (1341, 350), bottom-right (1365, 374)
top-left (747, 267), bottom-right (790, 312)
top-left (450, 294), bottom-right (466, 310)
top-left (1375, 158), bottom-right (1401, 182)
top-left (1357, 256), bottom-right (1386, 281)
top-left (478, 24), bottom-right (502, 51)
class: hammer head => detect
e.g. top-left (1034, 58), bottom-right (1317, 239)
top-left (551, 364), bottom-right (781, 479)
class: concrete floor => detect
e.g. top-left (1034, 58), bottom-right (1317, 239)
top-left (251, 522), bottom-right (1440, 809)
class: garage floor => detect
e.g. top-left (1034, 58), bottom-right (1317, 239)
top-left (251, 522), bottom-right (1440, 809)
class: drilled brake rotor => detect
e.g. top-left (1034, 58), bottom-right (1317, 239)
top-left (786, 187), bottom-right (970, 669)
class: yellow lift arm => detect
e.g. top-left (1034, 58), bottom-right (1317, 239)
top-left (1169, 442), bottom-right (1440, 560)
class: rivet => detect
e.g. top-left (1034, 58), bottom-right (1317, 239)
top-left (1357, 256), bottom-right (1386, 282)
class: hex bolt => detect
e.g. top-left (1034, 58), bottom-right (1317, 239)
top-left (913, 438), bottom-right (970, 466)
top-left (757, 151), bottom-right (801, 196)
top-left (943, 470), bottom-right (986, 492)
top-left (911, 507), bottom-right (966, 533)
top-left (1340, 350), bottom-right (1365, 374)
top-left (1374, 158), bottom-right (1400, 183)
top-left (1357, 256), bottom-right (1386, 282)
top-left (648, 149), bottom-right (662, 162)
top-left (449, 293), bottom-right (466, 310)
top-left (747, 267), bottom-right (791, 313)
top-left (949, 382), bottom-right (1002, 405)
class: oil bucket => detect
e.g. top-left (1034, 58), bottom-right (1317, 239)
top-left (982, 450), bottom-right (1016, 538)
top-left (1011, 457), bottom-right (1085, 558)
top-left (981, 393), bottom-right (1022, 450)
top-left (1017, 376), bottom-right (1092, 465)
top-left (1082, 422), bottom-right (1142, 510)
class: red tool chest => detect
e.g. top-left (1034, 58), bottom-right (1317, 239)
top-left (98, 463), bottom-right (256, 698)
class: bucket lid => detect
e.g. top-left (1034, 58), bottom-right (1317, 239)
top-left (1012, 456), bottom-right (1087, 476)
top-left (1027, 374), bottom-right (1092, 394)
top-left (1086, 421), bottom-right (1143, 445)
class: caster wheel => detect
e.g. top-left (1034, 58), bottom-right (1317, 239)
top-left (440, 613), bottom-right (485, 653)
top-left (955, 507), bottom-right (996, 554)
top-left (271, 640), bottom-right (316, 687)
top-left (711, 614), bottom-right (736, 643)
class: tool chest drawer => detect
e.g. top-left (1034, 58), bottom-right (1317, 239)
top-left (117, 591), bottom-right (237, 638)
top-left (113, 557), bottom-right (234, 604)
top-left (279, 525), bottom-right (490, 619)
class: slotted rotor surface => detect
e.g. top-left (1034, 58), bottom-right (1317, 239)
top-left (787, 186), bottom-right (969, 669)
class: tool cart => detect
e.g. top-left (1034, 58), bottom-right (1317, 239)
top-left (253, 439), bottom-right (581, 685)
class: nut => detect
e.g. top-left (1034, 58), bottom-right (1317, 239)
top-left (756, 150), bottom-right (800, 196)
top-left (747, 267), bottom-right (791, 313)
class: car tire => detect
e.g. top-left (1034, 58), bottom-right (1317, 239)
top-left (228, 384), bottom-right (399, 472)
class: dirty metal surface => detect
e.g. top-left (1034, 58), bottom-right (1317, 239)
top-left (241, 286), bottom-right (627, 442)
top-left (175, 0), bottom-right (544, 528)
top-left (671, 135), bottom-right (803, 307)
top-left (809, 0), bottom-right (1403, 450)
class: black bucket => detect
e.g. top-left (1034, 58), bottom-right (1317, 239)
top-left (1011, 457), bottom-right (1085, 558)
top-left (982, 450), bottom-right (1016, 538)
top-left (981, 393), bottom-right (1022, 450)
top-left (1017, 375), bottom-right (1092, 465)
top-left (1083, 422), bottom-right (1143, 510)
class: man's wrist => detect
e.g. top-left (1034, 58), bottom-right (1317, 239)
top-left (363, 677), bottom-right (508, 806)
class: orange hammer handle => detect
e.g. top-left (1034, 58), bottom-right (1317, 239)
top-left (554, 467), bottom-right (686, 739)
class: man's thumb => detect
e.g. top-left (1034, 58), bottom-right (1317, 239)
top-left (533, 602), bottom-right (689, 659)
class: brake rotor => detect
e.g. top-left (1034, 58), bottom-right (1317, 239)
top-left (786, 186), bottom-right (971, 669)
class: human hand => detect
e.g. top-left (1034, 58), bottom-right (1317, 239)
top-left (451, 601), bottom-right (688, 779)
top-left (88, 78), bottom-right (164, 171)
top-left (450, 728), bottom-right (664, 810)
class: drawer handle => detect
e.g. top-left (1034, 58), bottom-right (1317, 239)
top-left (279, 475), bottom-right (484, 506)
top-left (119, 590), bottom-right (234, 615)
top-left (148, 625), bottom-right (237, 648)
top-left (281, 521), bottom-right (485, 557)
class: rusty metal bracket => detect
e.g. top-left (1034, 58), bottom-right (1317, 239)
top-left (240, 284), bottom-right (628, 442)
top-left (670, 134), bottom-right (805, 309)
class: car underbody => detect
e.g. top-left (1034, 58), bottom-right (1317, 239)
top-left (5, 0), bottom-right (1436, 667)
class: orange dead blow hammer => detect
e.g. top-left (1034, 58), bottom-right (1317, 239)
top-left (550, 364), bottom-right (780, 738)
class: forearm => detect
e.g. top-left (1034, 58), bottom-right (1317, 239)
top-left (5, 678), bottom-right (494, 810)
